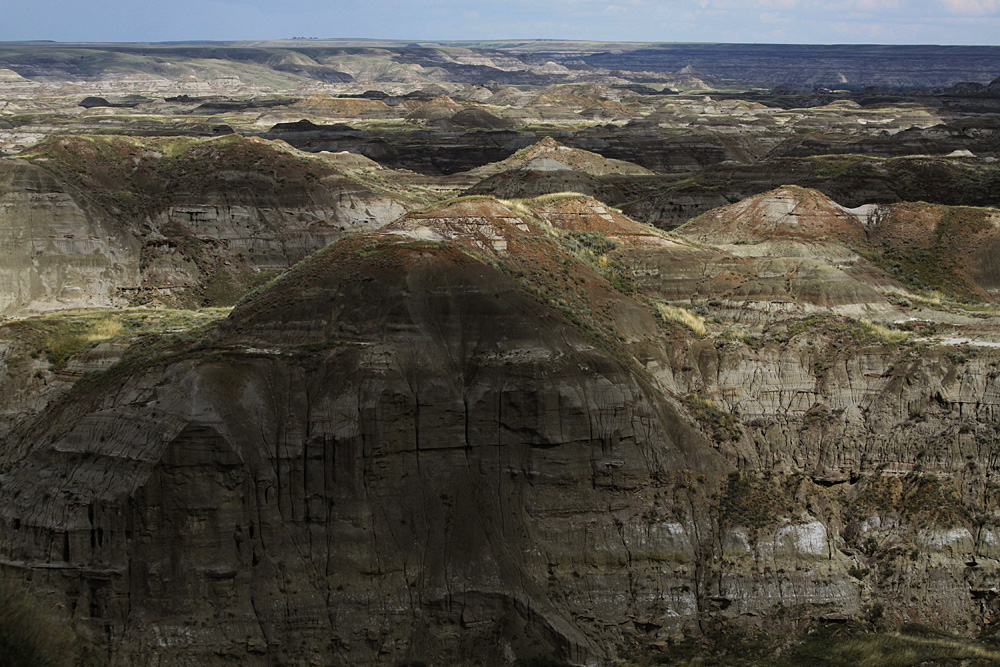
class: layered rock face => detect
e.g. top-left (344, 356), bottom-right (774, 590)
top-left (646, 333), bottom-right (1000, 635)
top-left (2, 195), bottom-right (1000, 665)
top-left (622, 155), bottom-right (1000, 231)
top-left (0, 136), bottom-right (408, 314)
top-left (0, 160), bottom-right (139, 313)
top-left (0, 223), bottom-right (730, 665)
top-left (675, 186), bottom-right (1000, 302)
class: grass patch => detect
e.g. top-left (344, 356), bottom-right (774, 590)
top-left (5, 308), bottom-right (231, 371)
top-left (808, 153), bottom-right (865, 181)
top-left (859, 320), bottom-right (909, 345)
top-left (41, 319), bottom-right (117, 370)
top-left (546, 228), bottom-right (636, 295)
top-left (784, 626), bottom-right (1000, 667)
top-left (202, 270), bottom-right (245, 307)
top-left (656, 303), bottom-right (707, 336)
top-left (720, 327), bottom-right (764, 349)
top-left (786, 314), bottom-right (909, 347)
top-left (682, 393), bottom-right (741, 444)
top-left (887, 290), bottom-right (1000, 317)
top-left (503, 191), bottom-right (593, 208)
top-left (498, 197), bottom-right (536, 219)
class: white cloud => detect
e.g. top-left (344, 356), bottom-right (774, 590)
top-left (829, 19), bottom-right (922, 39)
top-left (940, 0), bottom-right (1000, 14)
top-left (760, 11), bottom-right (792, 22)
top-left (843, 0), bottom-right (902, 8)
top-left (699, 0), bottom-right (800, 8)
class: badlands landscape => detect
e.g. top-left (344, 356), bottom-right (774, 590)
top-left (2, 40), bottom-right (1000, 666)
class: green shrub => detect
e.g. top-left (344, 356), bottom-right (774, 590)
top-left (682, 393), bottom-right (741, 443)
top-left (719, 472), bottom-right (795, 530)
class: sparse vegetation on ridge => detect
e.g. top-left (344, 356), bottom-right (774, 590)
top-left (655, 303), bottom-right (707, 336)
top-left (682, 393), bottom-right (742, 444)
top-left (3, 308), bottom-right (231, 370)
top-left (408, 194), bottom-right (502, 217)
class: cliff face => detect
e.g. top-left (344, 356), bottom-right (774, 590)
top-left (0, 226), bottom-right (729, 665)
top-left (0, 135), bottom-right (409, 315)
top-left (2, 195), bottom-right (1000, 665)
top-left (0, 160), bottom-right (140, 313)
top-left (653, 334), bottom-right (1000, 634)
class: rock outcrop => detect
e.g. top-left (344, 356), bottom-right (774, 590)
top-left (0, 135), bottom-right (409, 314)
top-left (0, 203), bottom-right (729, 665)
top-left (678, 186), bottom-right (1000, 302)
top-left (4, 195), bottom-right (1000, 665)
top-left (0, 160), bottom-right (140, 313)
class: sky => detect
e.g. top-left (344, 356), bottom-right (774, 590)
top-left (2, 0), bottom-right (998, 45)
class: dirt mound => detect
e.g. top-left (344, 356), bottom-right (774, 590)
top-left (679, 185), bottom-right (1000, 301)
top-left (528, 195), bottom-right (679, 247)
top-left (866, 202), bottom-right (1000, 300)
top-left (0, 198), bottom-right (723, 664)
top-left (404, 95), bottom-right (464, 121)
top-left (466, 166), bottom-right (603, 200)
top-left (678, 186), bottom-right (868, 246)
top-left (289, 94), bottom-right (392, 116)
top-left (8, 134), bottom-right (409, 311)
top-left (447, 107), bottom-right (514, 129)
top-left (381, 197), bottom-right (526, 250)
top-left (471, 136), bottom-right (653, 178)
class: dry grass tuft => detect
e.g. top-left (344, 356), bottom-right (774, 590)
top-left (84, 316), bottom-right (123, 342)
top-left (860, 319), bottom-right (910, 345)
top-left (656, 303), bottom-right (707, 336)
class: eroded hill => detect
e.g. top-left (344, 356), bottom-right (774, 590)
top-left (0, 134), bottom-right (425, 315)
top-left (3, 193), bottom-right (1000, 665)
top-left (5, 40), bottom-right (1000, 667)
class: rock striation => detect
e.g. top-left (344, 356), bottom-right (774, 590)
top-left (2, 194), bottom-right (1000, 665)
top-left (0, 202), bottom-right (728, 665)
top-left (0, 135), bottom-right (409, 314)
top-left (0, 159), bottom-right (139, 314)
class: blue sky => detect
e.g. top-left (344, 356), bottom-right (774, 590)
top-left (3, 0), bottom-right (998, 44)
